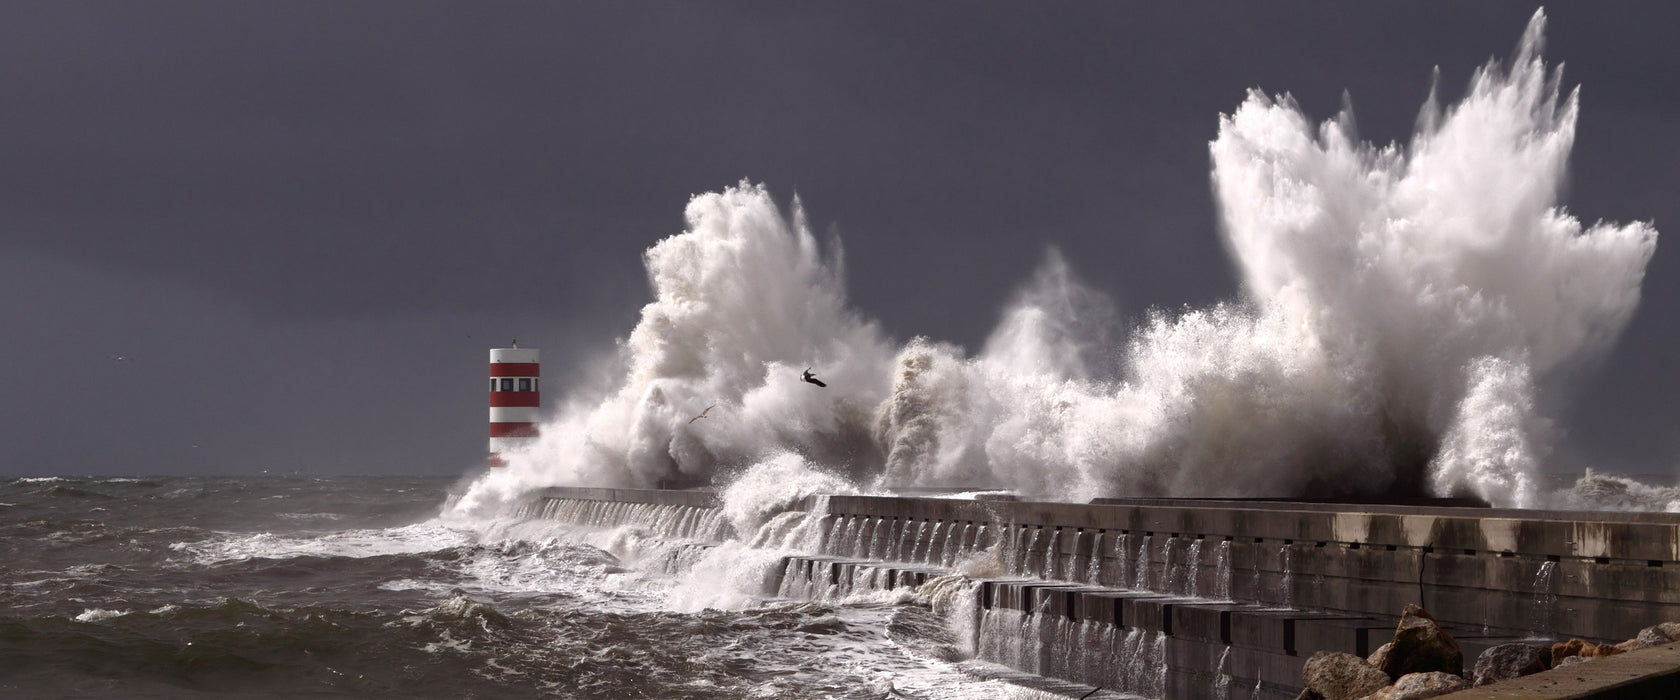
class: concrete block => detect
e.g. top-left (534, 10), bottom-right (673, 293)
top-left (1171, 602), bottom-right (1262, 644)
top-left (1124, 595), bottom-right (1185, 633)
top-left (994, 581), bottom-right (1080, 614)
top-left (1034, 586), bottom-right (1081, 619)
top-left (888, 568), bottom-right (932, 589)
top-left (1087, 589), bottom-right (1171, 629)
top-left (551, 487), bottom-right (1680, 696)
top-left (1074, 591), bottom-right (1127, 626)
top-left (1164, 637), bottom-right (1241, 700)
top-left (1280, 577), bottom-right (1415, 620)
top-left (1292, 616), bottom-right (1391, 657)
top-left (979, 577), bottom-right (1042, 610)
top-left (1226, 644), bottom-right (1307, 692)
top-left (1231, 610), bottom-right (1358, 656)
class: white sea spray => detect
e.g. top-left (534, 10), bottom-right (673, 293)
top-left (453, 10), bottom-right (1657, 512)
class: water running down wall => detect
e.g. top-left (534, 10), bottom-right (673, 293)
top-left (519, 487), bottom-right (1680, 699)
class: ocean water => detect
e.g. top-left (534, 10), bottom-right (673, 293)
top-left (0, 475), bottom-right (1062, 700)
top-left (9, 9), bottom-right (1673, 698)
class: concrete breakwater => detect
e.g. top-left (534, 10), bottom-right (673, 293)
top-left (518, 487), bottom-right (1680, 699)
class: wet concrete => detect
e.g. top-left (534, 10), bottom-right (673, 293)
top-left (524, 487), bottom-right (1680, 699)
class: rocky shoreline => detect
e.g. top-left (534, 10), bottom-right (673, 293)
top-left (1297, 604), bottom-right (1680, 700)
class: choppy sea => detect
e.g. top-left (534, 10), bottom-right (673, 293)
top-left (0, 475), bottom-right (1062, 699)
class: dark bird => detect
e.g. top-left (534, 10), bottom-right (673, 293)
top-left (689, 405), bottom-right (716, 424)
top-left (801, 368), bottom-right (827, 388)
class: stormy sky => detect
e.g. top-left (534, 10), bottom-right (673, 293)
top-left (2, 2), bottom-right (1676, 478)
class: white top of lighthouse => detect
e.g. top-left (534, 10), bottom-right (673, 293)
top-left (490, 346), bottom-right (539, 363)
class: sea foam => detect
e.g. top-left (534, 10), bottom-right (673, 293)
top-left (452, 10), bottom-right (1656, 513)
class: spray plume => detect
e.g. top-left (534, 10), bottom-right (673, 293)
top-left (452, 10), bottom-right (1654, 515)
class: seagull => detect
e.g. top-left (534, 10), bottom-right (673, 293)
top-left (689, 404), bottom-right (717, 424)
top-left (108, 354), bottom-right (132, 362)
top-left (801, 368), bottom-right (827, 388)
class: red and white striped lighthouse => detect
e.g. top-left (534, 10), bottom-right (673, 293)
top-left (488, 343), bottom-right (540, 466)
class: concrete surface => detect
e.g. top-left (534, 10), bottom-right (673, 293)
top-left (523, 487), bottom-right (1680, 699)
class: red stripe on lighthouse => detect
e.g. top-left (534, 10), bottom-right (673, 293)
top-left (489, 422), bottom-right (538, 438)
top-left (489, 392), bottom-right (541, 407)
top-left (489, 363), bottom-right (540, 377)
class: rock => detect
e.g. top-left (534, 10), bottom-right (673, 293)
top-left (1294, 689), bottom-right (1325, 700)
top-left (1368, 642), bottom-right (1393, 668)
top-left (1383, 672), bottom-right (1469, 700)
top-left (1554, 638), bottom-right (1629, 665)
top-left (1657, 621), bottom-right (1680, 640)
top-left (1556, 655), bottom-right (1592, 668)
top-left (1471, 642), bottom-right (1551, 686)
top-left (1304, 651), bottom-right (1393, 700)
top-left (1615, 638), bottom-right (1652, 653)
top-left (1591, 643), bottom-right (1627, 658)
top-left (1379, 605), bottom-right (1463, 679)
top-left (1636, 624), bottom-right (1675, 647)
top-left (1551, 638), bottom-right (1592, 666)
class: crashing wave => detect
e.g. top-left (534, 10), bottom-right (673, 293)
top-left (452, 10), bottom-right (1657, 513)
top-left (1555, 469), bottom-right (1680, 513)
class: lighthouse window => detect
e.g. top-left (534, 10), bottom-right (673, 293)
top-left (489, 379), bottom-right (497, 391)
top-left (518, 378), bottom-right (532, 392)
top-left (500, 378), bottom-right (514, 391)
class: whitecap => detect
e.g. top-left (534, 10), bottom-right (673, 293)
top-left (74, 608), bottom-right (129, 622)
top-left (173, 521), bottom-right (470, 564)
top-left (277, 512), bottom-right (348, 521)
top-left (380, 579), bottom-right (447, 593)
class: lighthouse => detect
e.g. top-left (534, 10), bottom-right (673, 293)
top-left (488, 343), bottom-right (540, 466)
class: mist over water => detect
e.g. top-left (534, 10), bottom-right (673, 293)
top-left (454, 10), bottom-right (1657, 515)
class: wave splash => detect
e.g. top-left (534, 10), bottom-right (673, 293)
top-left (453, 10), bottom-right (1656, 513)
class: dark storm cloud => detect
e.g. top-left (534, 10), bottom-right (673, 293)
top-left (0, 2), bottom-right (1531, 323)
top-left (1, 2), bottom-right (1676, 475)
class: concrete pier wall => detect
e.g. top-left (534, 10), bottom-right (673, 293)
top-left (524, 487), bottom-right (1680, 698)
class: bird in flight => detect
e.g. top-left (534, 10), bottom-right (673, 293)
top-left (801, 368), bottom-right (827, 388)
top-left (689, 404), bottom-right (717, 424)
